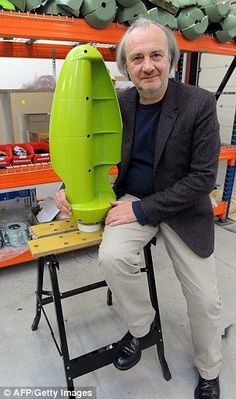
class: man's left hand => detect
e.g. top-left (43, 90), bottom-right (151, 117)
top-left (105, 201), bottom-right (137, 226)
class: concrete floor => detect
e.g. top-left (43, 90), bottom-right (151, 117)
top-left (0, 220), bottom-right (236, 398)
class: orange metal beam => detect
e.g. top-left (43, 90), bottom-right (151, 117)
top-left (0, 163), bottom-right (118, 189)
top-left (174, 31), bottom-right (236, 56)
top-left (0, 11), bottom-right (126, 44)
top-left (0, 250), bottom-right (35, 268)
top-left (0, 11), bottom-right (235, 56)
top-left (0, 163), bottom-right (61, 189)
top-left (213, 201), bottom-right (228, 218)
top-left (0, 41), bottom-right (116, 60)
top-left (219, 145), bottom-right (236, 161)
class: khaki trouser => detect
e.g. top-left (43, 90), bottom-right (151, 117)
top-left (98, 195), bottom-right (222, 380)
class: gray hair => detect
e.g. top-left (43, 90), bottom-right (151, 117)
top-left (116, 18), bottom-right (180, 77)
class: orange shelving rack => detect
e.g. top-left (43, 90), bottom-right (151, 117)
top-left (0, 11), bottom-right (235, 60)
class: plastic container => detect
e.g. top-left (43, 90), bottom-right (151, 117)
top-left (9, 143), bottom-right (34, 165)
top-left (0, 145), bottom-right (12, 167)
top-left (30, 141), bottom-right (50, 163)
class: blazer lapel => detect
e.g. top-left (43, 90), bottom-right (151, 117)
top-left (153, 80), bottom-right (179, 173)
top-left (120, 88), bottom-right (138, 175)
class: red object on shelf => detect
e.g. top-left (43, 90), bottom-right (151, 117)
top-left (9, 143), bottom-right (34, 165)
top-left (30, 141), bottom-right (50, 163)
top-left (0, 144), bottom-right (12, 167)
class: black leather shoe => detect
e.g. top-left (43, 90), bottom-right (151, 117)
top-left (114, 331), bottom-right (141, 370)
top-left (194, 375), bottom-right (220, 399)
top-left (114, 320), bottom-right (156, 371)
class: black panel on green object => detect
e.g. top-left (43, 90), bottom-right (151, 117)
top-left (84, 1), bottom-right (117, 29)
top-left (57, 0), bottom-right (83, 17)
top-left (116, 1), bottom-right (147, 23)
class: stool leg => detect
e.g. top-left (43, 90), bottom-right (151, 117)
top-left (47, 255), bottom-right (74, 391)
top-left (143, 243), bottom-right (172, 381)
top-left (107, 287), bottom-right (113, 306)
top-left (31, 257), bottom-right (44, 331)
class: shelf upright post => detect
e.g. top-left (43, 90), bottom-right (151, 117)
top-left (219, 107), bottom-right (236, 223)
top-left (175, 52), bottom-right (184, 82)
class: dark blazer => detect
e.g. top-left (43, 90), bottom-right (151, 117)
top-left (114, 79), bottom-right (221, 258)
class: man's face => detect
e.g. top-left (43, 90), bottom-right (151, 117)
top-left (124, 25), bottom-right (170, 104)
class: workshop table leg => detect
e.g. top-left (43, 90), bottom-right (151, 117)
top-left (31, 257), bottom-right (45, 331)
top-left (47, 255), bottom-right (75, 391)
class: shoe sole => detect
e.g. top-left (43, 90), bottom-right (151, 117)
top-left (113, 353), bottom-right (142, 371)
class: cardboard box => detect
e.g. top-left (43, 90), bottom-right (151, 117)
top-left (21, 112), bottom-right (50, 142)
top-left (29, 131), bottom-right (49, 142)
top-left (0, 188), bottom-right (37, 211)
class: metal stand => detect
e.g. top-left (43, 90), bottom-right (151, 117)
top-left (31, 238), bottom-right (171, 390)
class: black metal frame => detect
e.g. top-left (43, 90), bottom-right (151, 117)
top-left (31, 238), bottom-right (171, 391)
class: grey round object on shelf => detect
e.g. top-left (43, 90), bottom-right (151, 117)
top-left (128, 7), bottom-right (158, 25)
top-left (57, 0), bottom-right (83, 17)
top-left (116, 0), bottom-right (140, 6)
top-left (81, 0), bottom-right (116, 28)
top-left (180, 15), bottom-right (208, 39)
top-left (196, 0), bottom-right (211, 9)
top-left (215, 6), bottom-right (236, 42)
top-left (204, 1), bottom-right (231, 22)
top-left (116, 1), bottom-right (147, 23)
top-left (178, 6), bottom-right (205, 29)
top-left (81, 0), bottom-right (115, 16)
top-left (178, 0), bottom-right (197, 8)
top-left (26, 0), bottom-right (43, 11)
top-left (157, 8), bottom-right (178, 29)
top-left (149, 0), bottom-right (179, 15)
top-left (10, 0), bottom-right (26, 11)
top-left (220, 5), bottom-right (236, 35)
top-left (215, 30), bottom-right (233, 42)
top-left (37, 0), bottom-right (72, 15)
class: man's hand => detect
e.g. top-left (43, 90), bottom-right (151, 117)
top-left (105, 200), bottom-right (137, 226)
top-left (54, 189), bottom-right (72, 216)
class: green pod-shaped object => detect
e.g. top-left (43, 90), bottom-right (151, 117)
top-left (50, 45), bottom-right (122, 229)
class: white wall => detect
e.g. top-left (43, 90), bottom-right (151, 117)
top-left (0, 58), bottom-right (122, 89)
top-left (198, 54), bottom-right (236, 144)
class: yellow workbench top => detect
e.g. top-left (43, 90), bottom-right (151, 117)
top-left (28, 219), bottom-right (103, 257)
